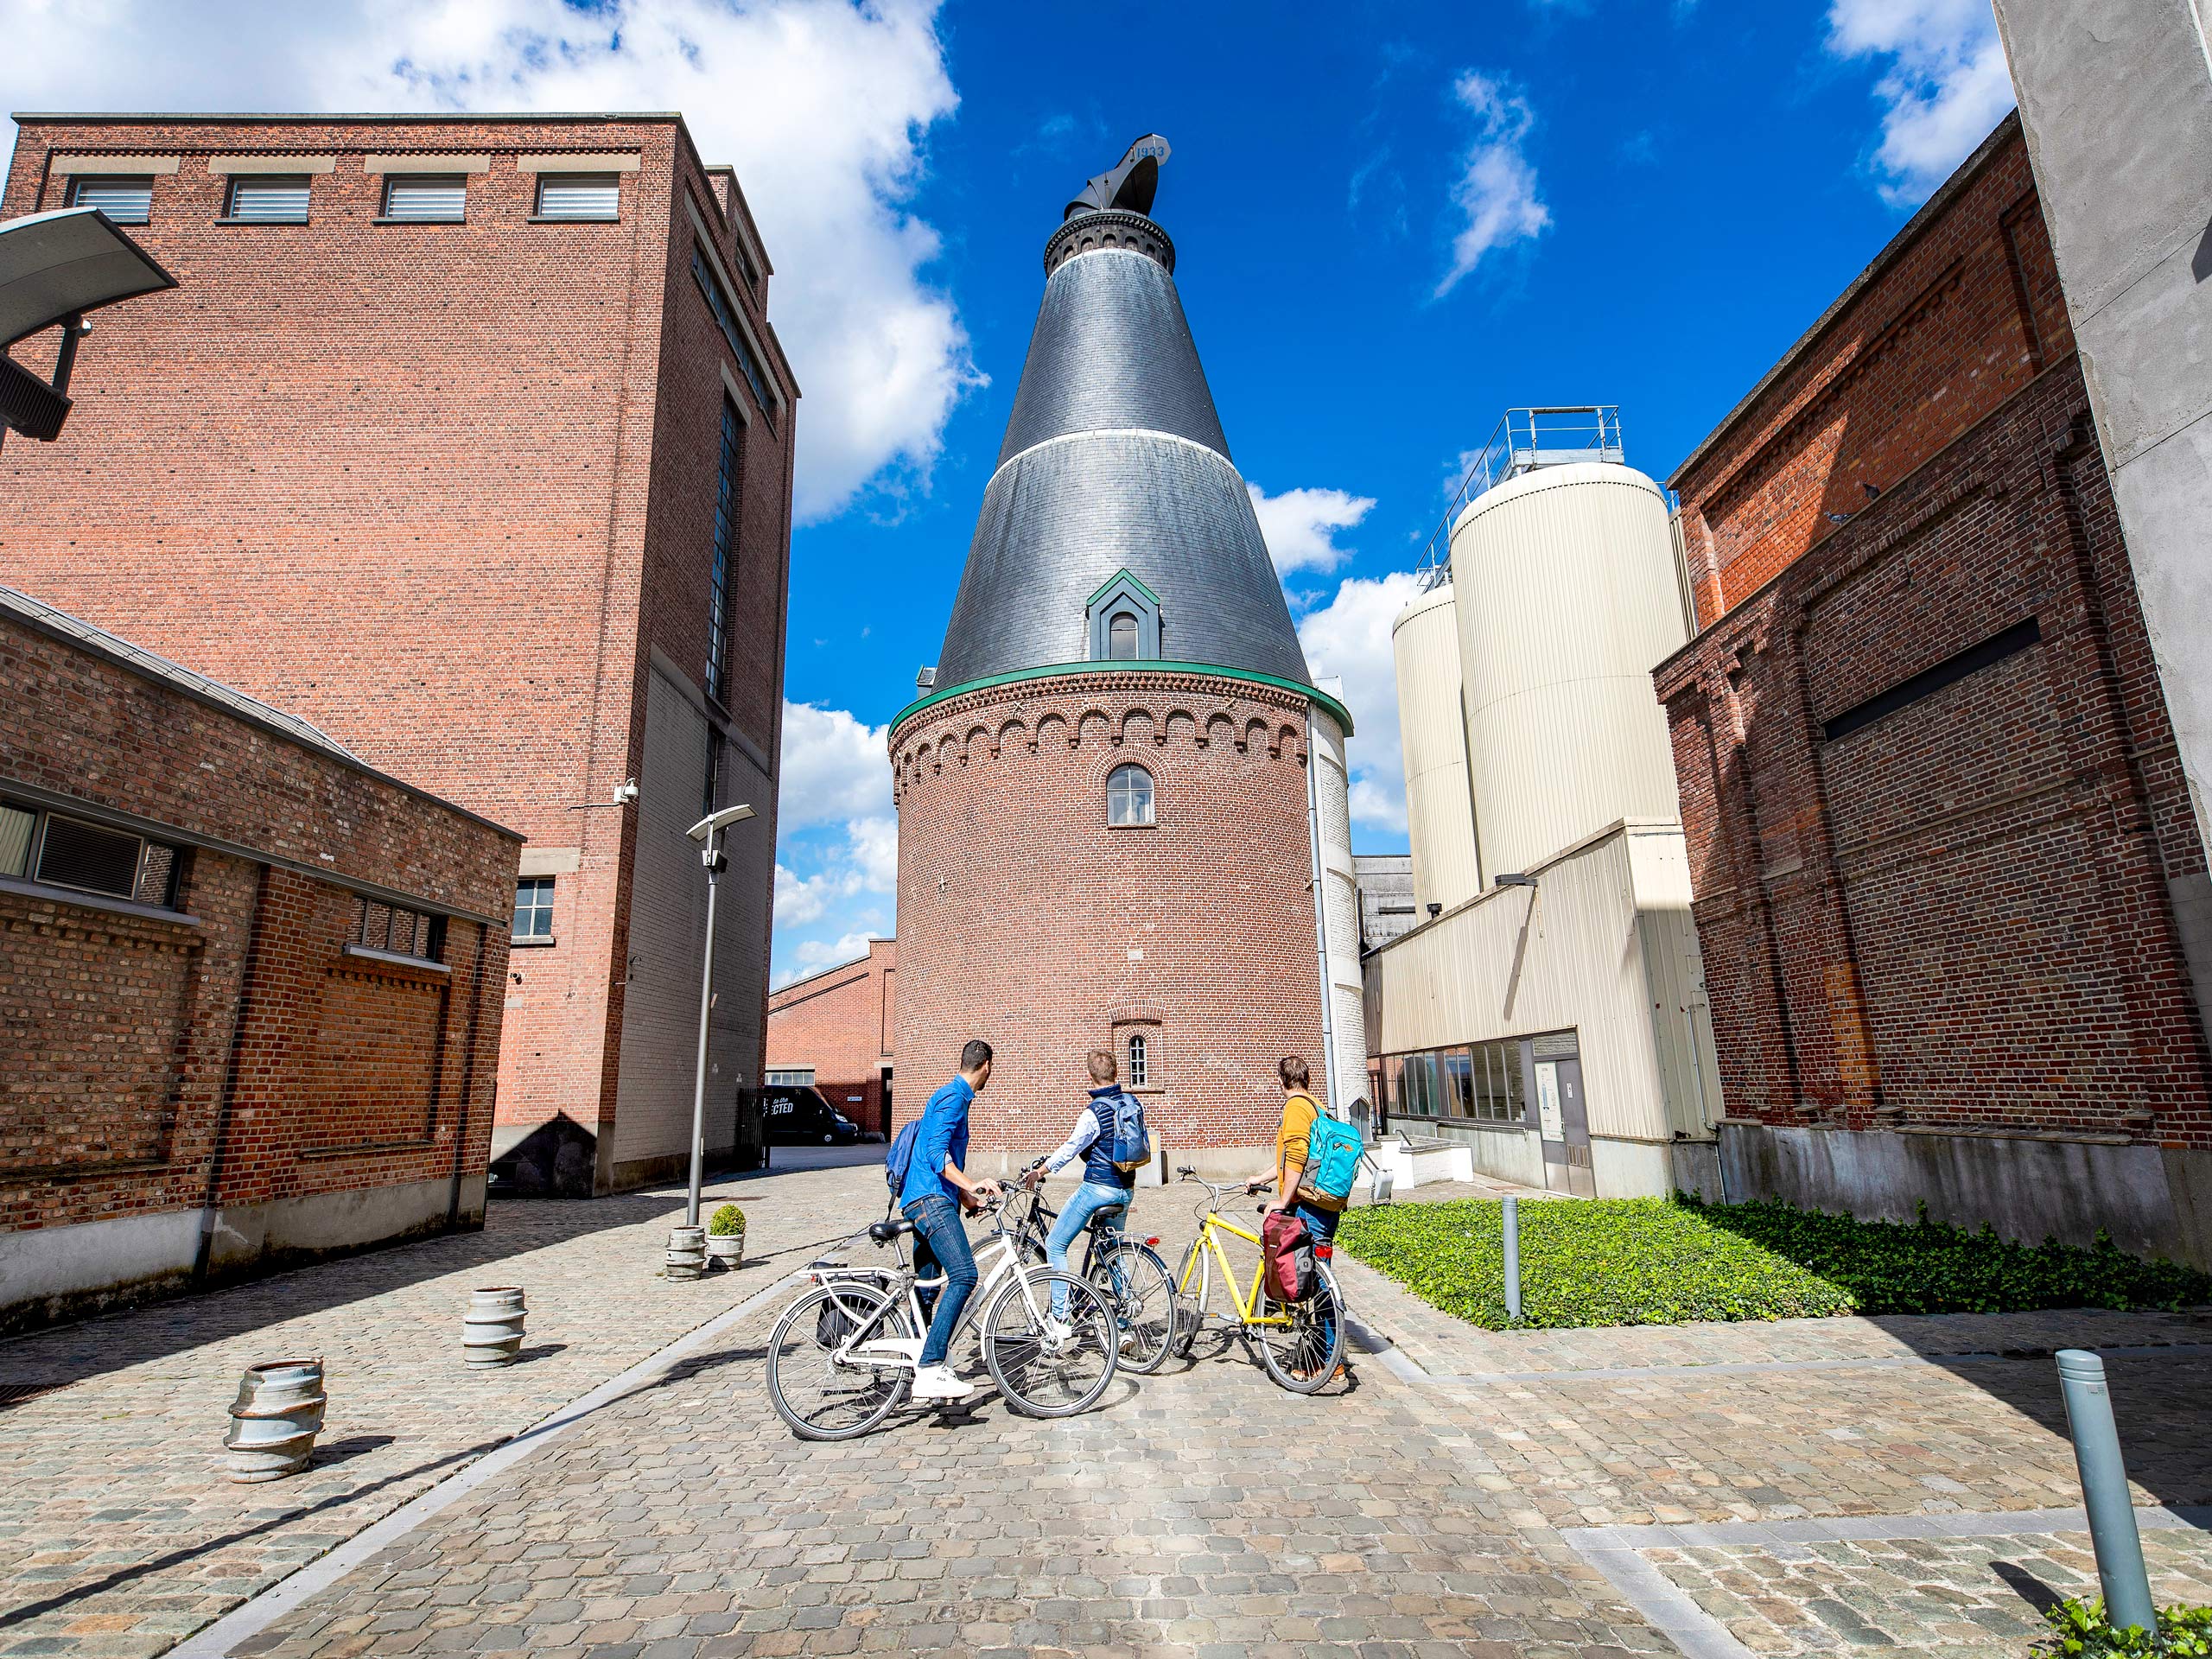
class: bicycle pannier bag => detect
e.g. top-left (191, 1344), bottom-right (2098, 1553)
top-left (1262, 1210), bottom-right (1317, 1303)
top-left (1108, 1089), bottom-right (1151, 1173)
top-left (815, 1294), bottom-right (857, 1350)
top-left (884, 1117), bottom-right (924, 1196)
top-left (1304, 1113), bottom-right (1363, 1203)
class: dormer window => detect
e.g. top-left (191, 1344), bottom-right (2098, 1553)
top-left (1087, 569), bottom-right (1162, 662)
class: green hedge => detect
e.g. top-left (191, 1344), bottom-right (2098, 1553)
top-left (1334, 1195), bottom-right (2210, 1331)
top-left (2042, 1595), bottom-right (2212, 1656)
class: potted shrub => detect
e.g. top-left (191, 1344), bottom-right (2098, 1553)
top-left (706, 1204), bottom-right (746, 1269)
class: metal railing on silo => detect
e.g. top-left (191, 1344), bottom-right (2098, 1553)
top-left (1414, 406), bottom-right (1627, 590)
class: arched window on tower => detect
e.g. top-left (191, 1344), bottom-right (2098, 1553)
top-left (1127, 1032), bottom-right (1148, 1087)
top-left (1107, 611), bottom-right (1139, 659)
top-left (1108, 763), bottom-right (1154, 825)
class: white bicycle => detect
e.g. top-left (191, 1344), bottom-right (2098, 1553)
top-left (765, 1193), bottom-right (1119, 1440)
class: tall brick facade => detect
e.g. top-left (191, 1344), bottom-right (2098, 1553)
top-left (891, 674), bottom-right (1329, 1166)
top-left (1658, 116), bottom-right (2212, 1265)
top-left (766, 938), bottom-right (896, 1137)
top-left (1, 589), bottom-right (518, 1332)
top-left (0, 114), bottom-right (795, 1195)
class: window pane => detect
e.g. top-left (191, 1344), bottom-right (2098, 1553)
top-left (1443, 1049), bottom-right (1474, 1117)
top-left (72, 175), bottom-right (152, 224)
top-left (35, 815), bottom-right (142, 898)
top-left (1503, 1043), bottom-right (1528, 1122)
top-left (1108, 612), bottom-right (1138, 659)
top-left (706, 398), bottom-right (741, 702)
top-left (0, 804), bottom-right (33, 876)
top-left (1127, 1033), bottom-right (1147, 1086)
top-left (384, 175), bottom-right (466, 221)
top-left (227, 176), bottom-right (311, 222)
top-left (537, 173), bottom-right (620, 220)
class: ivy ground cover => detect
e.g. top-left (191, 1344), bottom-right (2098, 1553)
top-left (1335, 1194), bottom-right (2212, 1331)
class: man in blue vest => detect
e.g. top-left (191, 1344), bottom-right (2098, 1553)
top-left (900, 1039), bottom-right (1002, 1402)
top-left (1021, 1049), bottom-right (1140, 1341)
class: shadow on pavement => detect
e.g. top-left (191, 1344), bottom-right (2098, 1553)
top-left (0, 1437), bottom-right (499, 1630)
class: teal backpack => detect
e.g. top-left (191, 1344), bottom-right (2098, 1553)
top-left (1304, 1108), bottom-right (1363, 1202)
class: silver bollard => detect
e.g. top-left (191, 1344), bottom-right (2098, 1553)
top-left (2055, 1349), bottom-right (2156, 1634)
top-left (1503, 1195), bottom-right (1522, 1323)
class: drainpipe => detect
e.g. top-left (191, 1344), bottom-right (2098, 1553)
top-left (1304, 720), bottom-right (1341, 1116)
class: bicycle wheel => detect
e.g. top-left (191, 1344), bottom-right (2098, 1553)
top-left (981, 1268), bottom-right (1117, 1417)
top-left (1253, 1261), bottom-right (1345, 1395)
top-left (1090, 1241), bottom-right (1181, 1375)
top-left (766, 1281), bottom-right (912, 1440)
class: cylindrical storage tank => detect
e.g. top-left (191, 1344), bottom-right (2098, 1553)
top-left (1392, 584), bottom-right (1483, 913)
top-left (1305, 703), bottom-right (1370, 1117)
top-left (1453, 463), bottom-right (1688, 881)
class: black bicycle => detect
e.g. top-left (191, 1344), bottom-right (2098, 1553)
top-left (1007, 1168), bottom-right (1183, 1374)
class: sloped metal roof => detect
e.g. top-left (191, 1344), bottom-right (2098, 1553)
top-left (2, 583), bottom-right (361, 762)
top-left (936, 235), bottom-right (1310, 691)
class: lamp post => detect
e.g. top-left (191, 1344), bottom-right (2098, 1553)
top-left (683, 803), bottom-right (755, 1227)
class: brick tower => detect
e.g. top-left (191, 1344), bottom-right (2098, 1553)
top-left (888, 138), bottom-right (1364, 1168)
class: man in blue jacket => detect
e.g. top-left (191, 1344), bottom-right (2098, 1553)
top-left (901, 1039), bottom-right (1002, 1402)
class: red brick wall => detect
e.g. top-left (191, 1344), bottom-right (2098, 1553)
top-left (890, 674), bottom-right (1325, 1158)
top-left (1656, 119), bottom-right (2212, 1150)
top-left (0, 116), bottom-right (793, 1185)
top-left (1673, 118), bottom-right (2075, 626)
top-left (766, 938), bottom-right (896, 1135)
top-left (1, 604), bottom-right (515, 1325)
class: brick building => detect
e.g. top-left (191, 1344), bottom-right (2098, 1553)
top-left (0, 114), bottom-right (796, 1196)
top-left (1, 586), bottom-right (518, 1332)
top-left (1658, 114), bottom-right (2212, 1266)
top-left (765, 938), bottom-right (896, 1136)
top-left (890, 143), bottom-right (1368, 1168)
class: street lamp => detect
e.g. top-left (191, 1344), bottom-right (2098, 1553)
top-left (683, 802), bottom-right (756, 1226)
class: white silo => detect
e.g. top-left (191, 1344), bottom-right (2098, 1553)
top-left (1392, 582), bottom-right (1484, 914)
top-left (1452, 461), bottom-right (1688, 881)
top-left (1306, 696), bottom-right (1370, 1117)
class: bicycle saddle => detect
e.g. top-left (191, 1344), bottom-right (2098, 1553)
top-left (867, 1217), bottom-right (914, 1243)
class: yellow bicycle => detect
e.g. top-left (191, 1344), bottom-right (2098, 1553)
top-left (1169, 1167), bottom-right (1345, 1394)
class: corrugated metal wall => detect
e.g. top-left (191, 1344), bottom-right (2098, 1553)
top-left (1370, 822), bottom-right (1718, 1146)
top-left (1453, 464), bottom-right (1688, 880)
top-left (1392, 584), bottom-right (1484, 912)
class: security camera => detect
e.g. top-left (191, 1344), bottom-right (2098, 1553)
top-left (686, 803), bottom-right (757, 842)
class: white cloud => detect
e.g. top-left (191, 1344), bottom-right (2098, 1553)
top-left (1826, 0), bottom-right (2016, 206)
top-left (773, 931), bottom-right (877, 987)
top-left (777, 700), bottom-right (892, 827)
top-left (1434, 70), bottom-right (1551, 298)
top-left (0, 0), bottom-right (980, 521)
top-left (1248, 483), bottom-right (1377, 578)
top-left (1296, 570), bottom-right (1426, 839)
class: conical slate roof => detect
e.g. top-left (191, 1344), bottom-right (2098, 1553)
top-left (931, 193), bottom-right (1311, 691)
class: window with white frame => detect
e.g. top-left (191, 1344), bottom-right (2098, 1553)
top-left (1107, 763), bottom-right (1154, 826)
top-left (1126, 1032), bottom-right (1148, 1087)
top-left (70, 175), bottom-right (153, 224)
top-left (382, 173), bottom-right (467, 222)
top-left (1, 800), bottom-right (180, 906)
top-left (226, 174), bottom-right (311, 223)
top-left (536, 172), bottom-right (620, 221)
top-left (512, 876), bottom-right (556, 940)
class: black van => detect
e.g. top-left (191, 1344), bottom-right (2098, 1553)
top-left (763, 1084), bottom-right (866, 1145)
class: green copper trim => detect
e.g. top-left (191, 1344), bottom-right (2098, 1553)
top-left (892, 660), bottom-right (1354, 738)
top-left (1084, 567), bottom-right (1162, 607)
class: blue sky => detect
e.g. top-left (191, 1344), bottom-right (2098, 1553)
top-left (1, 0), bottom-right (2018, 986)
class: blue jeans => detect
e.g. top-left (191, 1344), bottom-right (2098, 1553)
top-left (1046, 1182), bottom-right (1130, 1318)
top-left (1294, 1201), bottom-right (1341, 1360)
top-left (904, 1193), bottom-right (977, 1368)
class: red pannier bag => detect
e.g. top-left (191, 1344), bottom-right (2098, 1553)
top-left (1262, 1210), bottom-right (1317, 1304)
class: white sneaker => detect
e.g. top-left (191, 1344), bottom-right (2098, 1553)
top-left (910, 1363), bottom-right (975, 1402)
top-left (1118, 1328), bottom-right (1139, 1356)
top-left (1042, 1316), bottom-right (1075, 1352)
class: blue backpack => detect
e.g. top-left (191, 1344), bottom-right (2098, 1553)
top-left (1105, 1090), bottom-right (1150, 1173)
top-left (1304, 1108), bottom-right (1363, 1202)
top-left (884, 1117), bottom-right (924, 1197)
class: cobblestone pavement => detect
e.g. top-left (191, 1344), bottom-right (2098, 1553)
top-left (0, 1153), bottom-right (882, 1659)
top-left (1636, 1522), bottom-right (2212, 1656)
top-left (4, 1157), bottom-right (2210, 1658)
